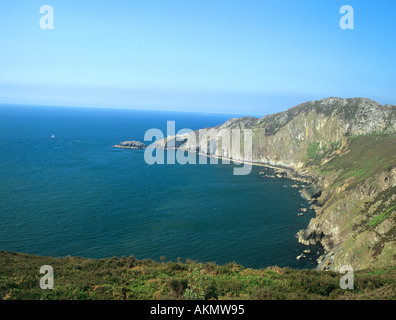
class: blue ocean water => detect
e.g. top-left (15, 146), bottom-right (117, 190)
top-left (0, 105), bottom-right (321, 269)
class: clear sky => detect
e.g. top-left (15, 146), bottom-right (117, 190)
top-left (0, 0), bottom-right (395, 116)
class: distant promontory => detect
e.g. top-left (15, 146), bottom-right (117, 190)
top-left (113, 140), bottom-right (146, 149)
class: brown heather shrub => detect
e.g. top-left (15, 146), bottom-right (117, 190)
top-left (166, 278), bottom-right (188, 299)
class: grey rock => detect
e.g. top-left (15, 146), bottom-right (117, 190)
top-left (114, 140), bottom-right (147, 149)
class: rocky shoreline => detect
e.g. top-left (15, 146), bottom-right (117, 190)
top-left (114, 97), bottom-right (396, 271)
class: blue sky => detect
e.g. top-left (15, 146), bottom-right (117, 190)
top-left (0, 0), bottom-right (395, 116)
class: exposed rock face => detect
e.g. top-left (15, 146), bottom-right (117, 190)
top-left (299, 168), bottom-right (396, 271)
top-left (114, 140), bottom-right (146, 149)
top-left (151, 97), bottom-right (396, 271)
top-left (152, 97), bottom-right (395, 170)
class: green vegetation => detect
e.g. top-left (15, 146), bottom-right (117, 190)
top-left (306, 142), bottom-right (320, 159)
top-left (369, 206), bottom-right (396, 228)
top-left (0, 250), bottom-right (395, 300)
top-left (305, 140), bottom-right (343, 166)
top-left (320, 134), bottom-right (396, 190)
top-left (349, 130), bottom-right (384, 139)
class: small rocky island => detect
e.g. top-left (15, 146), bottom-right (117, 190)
top-left (113, 140), bottom-right (146, 149)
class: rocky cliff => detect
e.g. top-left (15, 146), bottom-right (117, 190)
top-left (114, 140), bottom-right (147, 149)
top-left (151, 97), bottom-right (396, 271)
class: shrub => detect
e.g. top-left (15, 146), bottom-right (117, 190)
top-left (167, 278), bottom-right (188, 299)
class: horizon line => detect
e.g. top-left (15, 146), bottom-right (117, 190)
top-left (0, 101), bottom-right (265, 118)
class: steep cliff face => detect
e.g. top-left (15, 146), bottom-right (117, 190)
top-left (153, 97), bottom-right (395, 170)
top-left (150, 97), bottom-right (396, 271)
top-left (298, 134), bottom-right (396, 271)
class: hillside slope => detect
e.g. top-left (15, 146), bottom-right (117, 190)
top-left (1, 250), bottom-right (395, 300)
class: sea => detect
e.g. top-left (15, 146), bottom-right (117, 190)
top-left (0, 104), bottom-right (322, 269)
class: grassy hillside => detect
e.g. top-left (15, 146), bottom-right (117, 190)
top-left (1, 250), bottom-right (395, 300)
top-left (319, 134), bottom-right (396, 189)
top-left (299, 134), bottom-right (396, 271)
